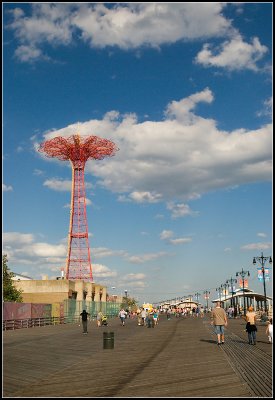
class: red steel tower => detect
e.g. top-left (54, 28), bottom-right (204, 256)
top-left (39, 134), bottom-right (118, 282)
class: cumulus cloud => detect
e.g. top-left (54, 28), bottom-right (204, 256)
top-left (2, 232), bottom-right (67, 278)
top-left (6, 3), bottom-right (234, 62)
top-left (39, 89), bottom-right (272, 206)
top-left (195, 35), bottom-right (268, 71)
top-left (92, 263), bottom-right (117, 278)
top-left (167, 202), bottom-right (199, 219)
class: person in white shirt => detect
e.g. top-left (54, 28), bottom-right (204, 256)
top-left (118, 308), bottom-right (127, 326)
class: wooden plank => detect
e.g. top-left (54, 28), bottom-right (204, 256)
top-left (3, 315), bottom-right (271, 397)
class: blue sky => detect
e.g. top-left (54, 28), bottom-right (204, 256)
top-left (3, 3), bottom-right (272, 305)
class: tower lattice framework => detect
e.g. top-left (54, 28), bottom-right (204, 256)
top-left (39, 134), bottom-right (119, 281)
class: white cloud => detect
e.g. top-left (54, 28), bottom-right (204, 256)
top-left (92, 247), bottom-right (127, 259)
top-left (257, 97), bottom-right (272, 118)
top-left (240, 242), bottom-right (272, 251)
top-left (122, 273), bottom-right (146, 281)
top-left (169, 238), bottom-right (192, 245)
top-left (167, 202), bottom-right (199, 219)
top-left (39, 89), bottom-right (272, 204)
top-left (127, 252), bottom-right (168, 264)
top-left (129, 191), bottom-right (162, 203)
top-left (33, 168), bottom-right (44, 176)
top-left (224, 247), bottom-right (232, 252)
top-left (257, 232), bottom-right (267, 238)
top-left (92, 263), bottom-right (117, 278)
top-left (43, 178), bottom-right (72, 191)
top-left (195, 35), bottom-right (268, 71)
top-left (2, 232), bottom-right (68, 278)
top-left (160, 230), bottom-right (192, 246)
top-left (43, 178), bottom-right (93, 192)
top-left (3, 184), bottom-right (13, 192)
top-left (7, 3), bottom-right (234, 62)
top-left (3, 232), bottom-right (35, 244)
top-left (160, 230), bottom-right (174, 240)
top-left (14, 45), bottom-right (44, 63)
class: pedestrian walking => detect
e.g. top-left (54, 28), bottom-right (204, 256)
top-left (140, 308), bottom-right (147, 326)
top-left (266, 318), bottom-right (273, 343)
top-left (118, 308), bottom-right (127, 326)
top-left (210, 301), bottom-right (228, 345)
top-left (153, 309), bottom-right (159, 326)
top-left (96, 311), bottom-right (103, 327)
top-left (245, 306), bottom-right (257, 345)
top-left (80, 309), bottom-right (90, 334)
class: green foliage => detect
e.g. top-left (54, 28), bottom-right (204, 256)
top-left (120, 296), bottom-right (138, 311)
top-left (2, 254), bottom-right (23, 302)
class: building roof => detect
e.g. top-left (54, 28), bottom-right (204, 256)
top-left (12, 272), bottom-right (33, 281)
top-left (212, 288), bottom-right (272, 303)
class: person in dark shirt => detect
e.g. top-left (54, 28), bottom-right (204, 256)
top-left (80, 309), bottom-right (90, 334)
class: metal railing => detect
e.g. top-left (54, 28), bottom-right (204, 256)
top-left (3, 316), bottom-right (66, 330)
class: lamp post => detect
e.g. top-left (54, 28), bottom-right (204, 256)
top-left (221, 283), bottom-right (229, 309)
top-left (226, 277), bottom-right (237, 308)
top-left (194, 292), bottom-right (200, 305)
top-left (99, 288), bottom-right (103, 311)
top-left (253, 252), bottom-right (272, 313)
top-left (203, 290), bottom-right (210, 310)
top-left (236, 268), bottom-right (250, 316)
top-left (216, 286), bottom-right (222, 303)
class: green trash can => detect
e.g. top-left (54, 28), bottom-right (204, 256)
top-left (103, 331), bottom-right (114, 349)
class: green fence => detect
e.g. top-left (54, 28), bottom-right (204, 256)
top-left (63, 300), bottom-right (120, 322)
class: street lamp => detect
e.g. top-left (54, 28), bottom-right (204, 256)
top-left (221, 282), bottom-right (229, 308)
top-left (99, 288), bottom-right (103, 311)
top-left (124, 289), bottom-right (128, 299)
top-left (253, 252), bottom-right (272, 313)
top-left (203, 290), bottom-right (210, 310)
top-left (194, 292), bottom-right (200, 304)
top-left (216, 286), bottom-right (222, 303)
top-left (226, 277), bottom-right (237, 308)
top-left (236, 268), bottom-right (250, 316)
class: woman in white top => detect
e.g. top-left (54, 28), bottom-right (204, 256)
top-left (266, 318), bottom-right (273, 343)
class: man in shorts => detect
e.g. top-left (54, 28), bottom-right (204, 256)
top-left (210, 301), bottom-right (228, 345)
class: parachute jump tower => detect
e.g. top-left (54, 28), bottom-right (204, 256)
top-left (39, 134), bottom-right (118, 282)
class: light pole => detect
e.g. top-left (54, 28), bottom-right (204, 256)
top-left (236, 268), bottom-right (250, 316)
top-left (203, 290), bottom-right (210, 310)
top-left (99, 288), bottom-right (103, 311)
top-left (124, 289), bottom-right (128, 299)
top-left (194, 292), bottom-right (200, 305)
top-left (216, 286), bottom-right (222, 303)
top-left (253, 252), bottom-right (272, 313)
top-left (226, 277), bottom-right (237, 308)
top-left (221, 282), bottom-right (229, 309)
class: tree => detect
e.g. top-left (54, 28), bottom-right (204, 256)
top-left (120, 296), bottom-right (138, 311)
top-left (2, 254), bottom-right (23, 302)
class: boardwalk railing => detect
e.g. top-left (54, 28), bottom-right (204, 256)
top-left (3, 316), bottom-right (66, 330)
top-left (2, 314), bottom-right (118, 330)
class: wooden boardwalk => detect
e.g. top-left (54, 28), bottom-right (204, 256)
top-left (3, 315), bottom-right (272, 398)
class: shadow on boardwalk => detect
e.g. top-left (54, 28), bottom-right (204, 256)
top-left (3, 315), bottom-right (272, 398)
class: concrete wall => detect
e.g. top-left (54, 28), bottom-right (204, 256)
top-left (13, 279), bottom-right (107, 304)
